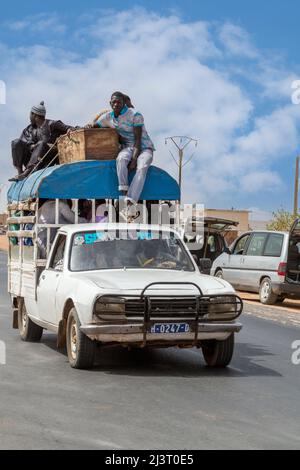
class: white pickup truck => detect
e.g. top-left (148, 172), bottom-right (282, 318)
top-left (16, 223), bottom-right (243, 369)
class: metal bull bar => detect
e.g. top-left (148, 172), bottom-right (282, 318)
top-left (140, 282), bottom-right (204, 347)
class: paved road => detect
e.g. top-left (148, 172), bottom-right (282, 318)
top-left (0, 251), bottom-right (300, 450)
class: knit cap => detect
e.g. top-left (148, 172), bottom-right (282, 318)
top-left (31, 101), bottom-right (46, 117)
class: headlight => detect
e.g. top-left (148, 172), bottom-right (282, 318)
top-left (94, 296), bottom-right (126, 321)
top-left (208, 295), bottom-right (242, 320)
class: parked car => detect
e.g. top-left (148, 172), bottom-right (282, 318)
top-left (211, 220), bottom-right (300, 304)
top-left (182, 217), bottom-right (239, 273)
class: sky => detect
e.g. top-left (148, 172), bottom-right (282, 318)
top-left (1, 0), bottom-right (300, 219)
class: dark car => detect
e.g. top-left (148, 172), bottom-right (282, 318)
top-left (183, 216), bottom-right (239, 273)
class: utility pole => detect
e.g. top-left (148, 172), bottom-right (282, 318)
top-left (165, 136), bottom-right (197, 200)
top-left (294, 156), bottom-right (299, 216)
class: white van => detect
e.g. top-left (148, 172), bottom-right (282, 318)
top-left (211, 220), bottom-right (300, 305)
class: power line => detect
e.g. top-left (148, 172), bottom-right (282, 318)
top-left (165, 136), bottom-right (198, 201)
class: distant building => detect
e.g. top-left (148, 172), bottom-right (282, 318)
top-left (204, 208), bottom-right (251, 245)
top-left (249, 220), bottom-right (272, 231)
top-left (0, 213), bottom-right (7, 227)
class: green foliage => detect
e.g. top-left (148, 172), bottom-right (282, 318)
top-left (267, 209), bottom-right (299, 231)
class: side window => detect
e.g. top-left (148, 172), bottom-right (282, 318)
top-left (263, 234), bottom-right (284, 257)
top-left (245, 233), bottom-right (268, 256)
top-left (232, 234), bottom-right (250, 255)
top-left (49, 235), bottom-right (66, 271)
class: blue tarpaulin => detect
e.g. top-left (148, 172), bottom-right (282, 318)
top-left (7, 160), bottom-right (180, 202)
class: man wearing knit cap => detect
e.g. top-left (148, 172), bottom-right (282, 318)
top-left (9, 111), bottom-right (38, 180)
top-left (10, 101), bottom-right (76, 181)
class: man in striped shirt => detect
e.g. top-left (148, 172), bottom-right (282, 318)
top-left (92, 92), bottom-right (155, 221)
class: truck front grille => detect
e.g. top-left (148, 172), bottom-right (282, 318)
top-left (125, 297), bottom-right (210, 319)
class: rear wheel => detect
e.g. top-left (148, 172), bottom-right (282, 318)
top-left (18, 300), bottom-right (43, 342)
top-left (202, 333), bottom-right (234, 367)
top-left (259, 278), bottom-right (278, 305)
top-left (66, 307), bottom-right (96, 369)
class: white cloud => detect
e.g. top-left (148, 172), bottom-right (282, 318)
top-left (0, 9), bottom-right (300, 213)
top-left (240, 171), bottom-right (283, 193)
top-left (5, 13), bottom-right (66, 34)
top-left (219, 23), bottom-right (258, 59)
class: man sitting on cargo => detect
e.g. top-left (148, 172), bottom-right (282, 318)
top-left (9, 112), bottom-right (38, 181)
top-left (89, 92), bottom-right (155, 221)
top-left (10, 101), bottom-right (77, 182)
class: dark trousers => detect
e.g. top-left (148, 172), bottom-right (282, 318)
top-left (11, 139), bottom-right (31, 170)
top-left (11, 140), bottom-right (58, 171)
top-left (27, 141), bottom-right (58, 168)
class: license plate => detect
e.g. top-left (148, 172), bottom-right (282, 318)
top-left (150, 323), bottom-right (190, 334)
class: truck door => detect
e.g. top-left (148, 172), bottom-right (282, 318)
top-left (37, 234), bottom-right (66, 325)
top-left (288, 218), bottom-right (300, 281)
top-left (289, 218), bottom-right (300, 238)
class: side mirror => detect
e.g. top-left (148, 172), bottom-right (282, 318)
top-left (198, 258), bottom-right (212, 274)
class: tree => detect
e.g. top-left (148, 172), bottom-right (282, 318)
top-left (267, 209), bottom-right (299, 231)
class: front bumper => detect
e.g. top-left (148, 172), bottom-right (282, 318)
top-left (80, 322), bottom-right (243, 343)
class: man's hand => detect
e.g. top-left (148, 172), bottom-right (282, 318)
top-left (128, 158), bottom-right (137, 170)
top-left (84, 123), bottom-right (94, 129)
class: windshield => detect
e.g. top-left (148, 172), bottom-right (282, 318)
top-left (69, 229), bottom-right (195, 272)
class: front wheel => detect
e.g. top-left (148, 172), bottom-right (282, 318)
top-left (259, 278), bottom-right (278, 305)
top-left (18, 300), bottom-right (43, 342)
top-left (66, 307), bottom-right (96, 369)
top-left (202, 334), bottom-right (234, 367)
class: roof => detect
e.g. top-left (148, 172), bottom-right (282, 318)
top-left (203, 217), bottom-right (238, 227)
top-left (206, 208), bottom-right (251, 213)
top-left (58, 223), bottom-right (180, 235)
top-left (7, 160), bottom-right (180, 202)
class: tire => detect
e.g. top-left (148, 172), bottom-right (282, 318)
top-left (276, 295), bottom-right (285, 304)
top-left (215, 269), bottom-right (224, 279)
top-left (202, 333), bottom-right (234, 367)
top-left (259, 278), bottom-right (278, 305)
top-left (66, 307), bottom-right (96, 369)
top-left (18, 300), bottom-right (43, 342)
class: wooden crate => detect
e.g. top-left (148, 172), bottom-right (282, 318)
top-left (57, 128), bottom-right (120, 163)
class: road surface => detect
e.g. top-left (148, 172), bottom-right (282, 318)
top-left (0, 251), bottom-right (299, 450)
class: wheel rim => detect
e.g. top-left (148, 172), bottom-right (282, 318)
top-left (216, 271), bottom-right (223, 279)
top-left (70, 318), bottom-right (78, 360)
top-left (261, 280), bottom-right (270, 301)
